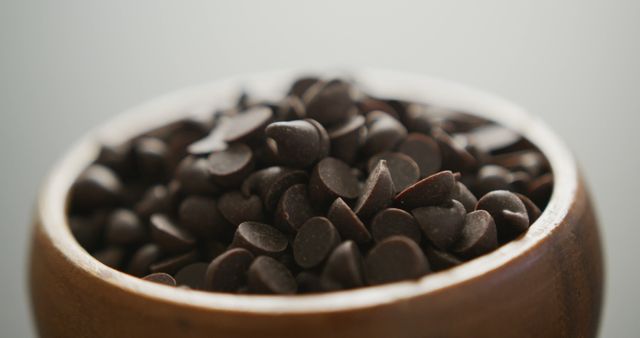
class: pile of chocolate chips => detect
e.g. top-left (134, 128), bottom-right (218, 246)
top-left (68, 76), bottom-right (553, 294)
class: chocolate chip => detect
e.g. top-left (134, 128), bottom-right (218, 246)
top-left (150, 214), bottom-right (196, 253)
top-left (223, 106), bottom-right (272, 144)
top-left (370, 208), bottom-right (421, 244)
top-left (134, 185), bottom-right (171, 219)
top-left (274, 184), bottom-right (317, 232)
top-left (309, 157), bottom-right (360, 207)
top-left (201, 240), bottom-right (227, 261)
top-left (94, 246), bottom-right (125, 269)
top-left (473, 165), bottom-right (512, 197)
top-left (515, 192), bottom-right (542, 224)
top-left (70, 164), bottom-right (122, 210)
top-left (105, 209), bottom-right (146, 246)
top-left (232, 222), bottom-right (288, 257)
top-left (397, 133), bottom-right (442, 177)
top-left (466, 124), bottom-right (522, 154)
top-left (176, 156), bottom-right (221, 196)
top-left (205, 248), bottom-right (254, 292)
top-left (395, 171), bottom-right (455, 210)
top-left (142, 273), bottom-right (177, 286)
top-left (96, 143), bottom-right (135, 178)
top-left (528, 173), bottom-right (553, 209)
top-left (354, 160), bottom-right (395, 219)
top-left (69, 212), bottom-right (106, 251)
top-left (293, 217), bottom-right (341, 268)
top-left (327, 198), bottom-right (371, 244)
top-left (175, 262), bottom-right (208, 289)
top-left (412, 200), bottom-right (466, 249)
top-left (321, 240), bottom-right (365, 289)
top-left (432, 128), bottom-right (477, 172)
top-left (187, 122), bottom-right (228, 156)
top-left (451, 181), bottom-right (478, 213)
top-left (453, 210), bottom-right (498, 259)
top-left (304, 81), bottom-right (354, 126)
top-left (127, 243), bottom-right (161, 277)
top-left (492, 150), bottom-right (549, 177)
top-left (476, 190), bottom-right (529, 242)
top-left (304, 118), bottom-right (331, 159)
top-left (207, 143), bottom-right (254, 187)
top-left (327, 115), bottom-right (366, 164)
top-left (402, 104), bottom-right (433, 134)
top-left (179, 196), bottom-right (230, 238)
top-left (357, 97), bottom-right (399, 118)
top-left (362, 111), bottom-right (408, 156)
top-left (425, 246), bottom-right (462, 271)
top-left (134, 137), bottom-right (168, 180)
top-left (150, 250), bottom-right (198, 275)
top-left (242, 167), bottom-right (308, 212)
top-left (265, 120), bottom-right (327, 168)
top-left (247, 256), bottom-right (297, 294)
top-left (288, 76), bottom-right (320, 98)
top-left (367, 152), bottom-right (420, 192)
top-left (365, 236), bottom-right (430, 285)
top-left (296, 272), bottom-right (324, 293)
top-left (217, 191), bottom-right (265, 226)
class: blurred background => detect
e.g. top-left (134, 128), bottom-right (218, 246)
top-left (1, 1), bottom-right (638, 337)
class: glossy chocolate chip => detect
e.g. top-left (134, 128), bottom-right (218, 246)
top-left (425, 246), bottom-right (462, 271)
top-left (105, 209), bottom-right (145, 246)
top-left (179, 196), bottom-right (230, 238)
top-left (362, 111), bottom-right (408, 156)
top-left (142, 273), bottom-right (177, 286)
top-left (134, 137), bottom-right (168, 180)
top-left (327, 198), bottom-right (371, 244)
top-left (365, 236), bottom-right (430, 285)
top-left (265, 120), bottom-right (325, 168)
top-left (96, 143), bottom-right (135, 178)
top-left (432, 128), bottom-right (477, 172)
top-left (247, 256), bottom-right (297, 294)
top-left (402, 104), bottom-right (433, 134)
top-left (217, 191), bottom-right (265, 226)
top-left (175, 262), bottom-right (208, 289)
top-left (242, 167), bottom-right (308, 212)
top-left (474, 165), bottom-right (512, 197)
top-left (304, 81), bottom-right (354, 126)
top-left (309, 157), bottom-right (360, 207)
top-left (453, 210), bottom-right (498, 259)
top-left (515, 192), bottom-right (542, 224)
top-left (127, 243), bottom-right (161, 277)
top-left (451, 181), bottom-right (478, 213)
top-left (150, 214), bottom-right (196, 253)
top-left (412, 200), bottom-right (466, 249)
top-left (397, 133), bottom-right (442, 177)
top-left (395, 171), bottom-right (456, 210)
top-left (274, 184), bottom-right (317, 232)
top-left (70, 164), bottom-right (122, 210)
top-left (370, 208), bottom-right (421, 244)
top-left (150, 250), bottom-right (199, 275)
top-left (528, 173), bottom-right (553, 209)
top-left (354, 160), bottom-right (395, 219)
top-left (288, 76), bottom-right (320, 98)
top-left (322, 240), bottom-right (365, 289)
top-left (205, 248), bottom-right (254, 292)
top-left (223, 106), bottom-right (272, 144)
top-left (208, 143), bottom-right (254, 187)
top-left (367, 152), bottom-right (420, 192)
top-left (327, 115), bottom-right (366, 164)
top-left (175, 156), bottom-right (221, 196)
top-left (134, 185), bottom-right (171, 219)
top-left (476, 190), bottom-right (529, 242)
top-left (293, 217), bottom-right (341, 268)
top-left (232, 222), bottom-right (288, 257)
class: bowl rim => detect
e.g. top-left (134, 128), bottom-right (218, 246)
top-left (36, 68), bottom-right (577, 314)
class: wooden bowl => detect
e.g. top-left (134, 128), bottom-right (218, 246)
top-left (29, 69), bottom-right (604, 338)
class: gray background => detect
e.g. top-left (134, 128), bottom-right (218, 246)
top-left (1, 1), bottom-right (638, 337)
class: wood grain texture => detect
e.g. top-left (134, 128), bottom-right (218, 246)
top-left (28, 70), bottom-right (604, 338)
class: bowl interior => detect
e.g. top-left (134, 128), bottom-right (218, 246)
top-left (37, 68), bottom-right (577, 314)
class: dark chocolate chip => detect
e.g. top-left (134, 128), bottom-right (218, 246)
top-left (473, 165), bottom-right (512, 197)
top-left (395, 171), bottom-right (455, 210)
top-left (94, 246), bottom-right (125, 269)
top-left (179, 196), bottom-right (230, 238)
top-left (288, 76), bottom-right (320, 98)
top-left (205, 248), bottom-right (254, 292)
top-left (105, 209), bottom-right (146, 246)
top-left (357, 97), bottom-right (399, 118)
top-left (304, 81), bottom-right (354, 126)
top-left (296, 272), bottom-right (324, 293)
top-left (453, 210), bottom-right (498, 259)
top-left (327, 115), bottom-right (366, 164)
top-left (96, 143), bottom-right (135, 178)
top-left (150, 250), bottom-right (198, 275)
top-left (175, 262), bottom-right (208, 290)
top-left (354, 160), bottom-right (395, 219)
top-left (175, 156), bottom-right (221, 196)
top-left (265, 120), bottom-right (325, 168)
top-left (127, 243), bottom-right (161, 277)
top-left (150, 214), bottom-right (196, 253)
top-left (402, 104), bottom-right (433, 134)
top-left (321, 240), bottom-right (365, 290)
top-left (208, 143), bottom-right (254, 187)
top-left (232, 222), bottom-right (288, 257)
top-left (293, 217), bottom-right (341, 268)
top-left (451, 181), bottom-right (478, 213)
top-left (70, 164), bottom-right (122, 210)
top-left (362, 111), bottom-right (408, 156)
top-left (370, 208), bottom-right (421, 244)
top-left (412, 200), bottom-right (466, 249)
top-left (492, 150), bottom-right (549, 177)
top-left (247, 256), bottom-right (297, 294)
top-left (69, 212), bottom-right (106, 251)
top-left (274, 184), bottom-right (318, 232)
top-left (134, 137), bottom-right (168, 180)
top-left (306, 119), bottom-right (331, 160)
top-left (327, 198), bottom-right (371, 244)
top-left (187, 122), bottom-right (228, 156)
top-left (476, 190), bottom-right (529, 242)
top-left (223, 106), bottom-right (273, 144)
top-left (201, 240), bottom-right (227, 261)
top-left (432, 128), bottom-right (477, 172)
top-left (466, 124), bottom-right (522, 154)
top-left (515, 192), bottom-right (542, 224)
top-left (367, 152), bottom-right (420, 192)
top-left (142, 272), bottom-right (177, 286)
top-left (425, 246), bottom-right (462, 271)
top-left (134, 185), bottom-right (171, 219)
top-left (309, 157), bottom-right (360, 207)
top-left (528, 173), bottom-right (553, 209)
top-left (365, 236), bottom-right (430, 285)
top-left (397, 133), bottom-right (442, 177)
top-left (217, 191), bottom-right (265, 226)
top-left (242, 167), bottom-right (308, 212)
